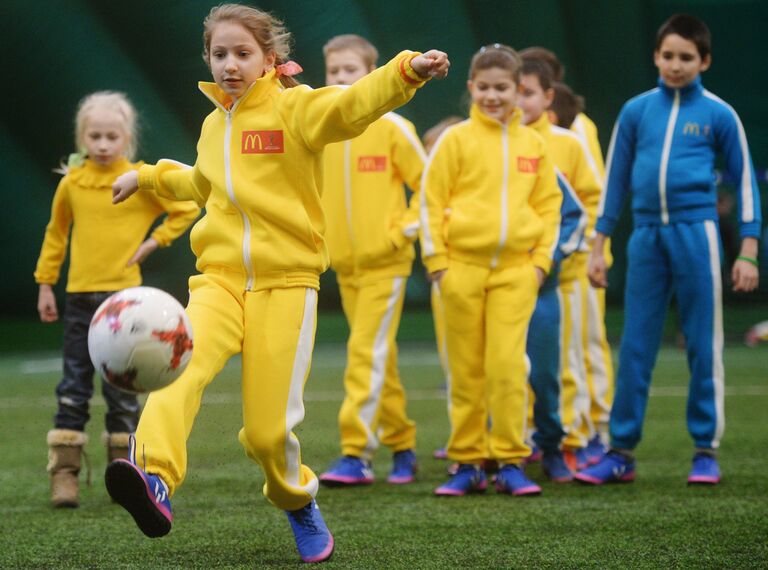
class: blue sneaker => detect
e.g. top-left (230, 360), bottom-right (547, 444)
top-left (524, 444), bottom-right (542, 464)
top-left (495, 464), bottom-right (542, 496)
top-left (434, 464), bottom-right (487, 496)
top-left (585, 435), bottom-right (608, 466)
top-left (388, 449), bottom-right (417, 484)
top-left (563, 448), bottom-right (589, 472)
top-left (541, 451), bottom-right (574, 483)
top-left (433, 447), bottom-right (448, 460)
top-left (688, 452), bottom-right (721, 485)
top-left (286, 500), bottom-right (334, 563)
top-left (573, 450), bottom-right (636, 485)
top-left (319, 456), bottom-right (374, 487)
top-left (105, 451), bottom-right (173, 538)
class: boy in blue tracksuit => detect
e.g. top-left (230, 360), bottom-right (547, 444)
top-left (576, 14), bottom-right (761, 486)
top-left (527, 171), bottom-right (587, 482)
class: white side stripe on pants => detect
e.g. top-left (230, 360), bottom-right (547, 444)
top-left (704, 221), bottom-right (725, 448)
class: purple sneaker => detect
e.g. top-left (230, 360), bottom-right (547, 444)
top-left (286, 500), bottom-right (334, 563)
top-left (388, 449), bottom-right (417, 484)
top-left (434, 464), bottom-right (487, 496)
top-left (574, 451), bottom-right (636, 485)
top-left (585, 435), bottom-right (607, 466)
top-left (541, 451), bottom-right (574, 483)
top-left (688, 452), bottom-right (721, 485)
top-left (105, 459), bottom-right (173, 538)
top-left (495, 464), bottom-right (542, 496)
top-left (319, 456), bottom-right (374, 487)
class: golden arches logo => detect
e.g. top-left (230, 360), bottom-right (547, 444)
top-left (242, 130), bottom-right (284, 154)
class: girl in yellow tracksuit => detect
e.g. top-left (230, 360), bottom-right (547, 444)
top-left (319, 34), bottom-right (425, 486)
top-left (35, 91), bottom-right (199, 509)
top-left (518, 58), bottom-right (602, 474)
top-left (105, 4), bottom-right (449, 564)
top-left (421, 45), bottom-right (561, 497)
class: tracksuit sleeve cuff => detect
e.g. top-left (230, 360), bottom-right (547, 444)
top-left (137, 164), bottom-right (157, 190)
top-left (398, 51), bottom-right (428, 86)
top-left (531, 252), bottom-right (553, 275)
top-left (595, 216), bottom-right (616, 237)
top-left (739, 222), bottom-right (762, 240)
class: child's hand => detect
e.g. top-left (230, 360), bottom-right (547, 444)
top-left (731, 259), bottom-right (759, 292)
top-left (588, 249), bottom-right (608, 288)
top-left (411, 50), bottom-right (450, 79)
top-left (37, 284), bottom-right (58, 323)
top-left (428, 269), bottom-right (447, 283)
top-left (113, 171), bottom-right (140, 204)
top-left (534, 267), bottom-right (546, 288)
top-left (127, 238), bottom-right (159, 267)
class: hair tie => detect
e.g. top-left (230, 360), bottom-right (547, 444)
top-left (275, 61), bottom-right (303, 77)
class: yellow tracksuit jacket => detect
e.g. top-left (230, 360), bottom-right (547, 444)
top-left (134, 52), bottom-right (429, 510)
top-left (420, 105), bottom-right (561, 464)
top-left (321, 113), bottom-right (426, 459)
top-left (34, 158), bottom-right (199, 292)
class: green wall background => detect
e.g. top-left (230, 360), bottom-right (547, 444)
top-left (2, 0), bottom-right (766, 316)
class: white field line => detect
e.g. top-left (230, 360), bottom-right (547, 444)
top-left (1, 386), bottom-right (767, 411)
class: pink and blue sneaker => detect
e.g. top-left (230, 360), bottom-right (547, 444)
top-left (563, 448), bottom-right (589, 472)
top-left (573, 450), bottom-right (636, 485)
top-left (104, 437), bottom-right (173, 538)
top-left (319, 456), bottom-right (374, 487)
top-left (541, 451), bottom-right (574, 483)
top-left (388, 449), bottom-right (417, 484)
top-left (434, 464), bottom-right (487, 496)
top-left (524, 444), bottom-right (542, 464)
top-left (432, 447), bottom-right (448, 460)
top-left (687, 452), bottom-right (721, 485)
top-left (495, 464), bottom-right (542, 496)
top-left (585, 435), bottom-right (608, 466)
top-left (286, 500), bottom-right (334, 563)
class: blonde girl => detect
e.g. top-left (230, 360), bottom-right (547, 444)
top-left (106, 3), bottom-right (448, 563)
top-left (35, 91), bottom-right (199, 509)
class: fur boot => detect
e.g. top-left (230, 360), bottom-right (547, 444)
top-left (103, 431), bottom-right (131, 464)
top-left (47, 429), bottom-right (88, 508)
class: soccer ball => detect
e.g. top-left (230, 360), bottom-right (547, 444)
top-left (88, 287), bottom-right (193, 394)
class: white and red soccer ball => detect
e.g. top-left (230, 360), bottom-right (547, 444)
top-left (87, 287), bottom-right (193, 394)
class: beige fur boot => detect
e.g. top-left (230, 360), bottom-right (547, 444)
top-left (47, 429), bottom-right (88, 508)
top-left (103, 432), bottom-right (131, 464)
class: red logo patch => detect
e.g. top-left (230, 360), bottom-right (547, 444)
top-left (517, 156), bottom-right (539, 173)
top-left (358, 156), bottom-right (387, 172)
top-left (242, 130), bottom-right (284, 154)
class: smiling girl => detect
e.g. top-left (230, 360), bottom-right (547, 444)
top-left (105, 4), bottom-right (448, 563)
top-left (419, 44), bottom-right (561, 497)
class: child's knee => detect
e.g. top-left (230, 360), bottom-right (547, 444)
top-left (238, 426), bottom-right (284, 460)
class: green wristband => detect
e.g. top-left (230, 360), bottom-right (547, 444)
top-left (737, 255), bottom-right (759, 267)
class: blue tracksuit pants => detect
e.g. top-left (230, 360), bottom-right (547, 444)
top-left (610, 220), bottom-right (725, 450)
top-left (527, 269), bottom-right (566, 453)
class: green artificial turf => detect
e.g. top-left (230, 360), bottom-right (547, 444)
top-left (1, 342), bottom-right (766, 568)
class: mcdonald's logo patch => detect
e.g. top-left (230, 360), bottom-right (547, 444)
top-left (517, 156), bottom-right (539, 173)
top-left (358, 156), bottom-right (387, 172)
top-left (242, 130), bottom-right (284, 154)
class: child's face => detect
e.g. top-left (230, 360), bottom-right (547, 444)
top-left (209, 21), bottom-right (276, 100)
top-left (82, 110), bottom-right (128, 166)
top-left (325, 49), bottom-right (373, 86)
top-left (467, 67), bottom-right (518, 124)
top-left (518, 74), bottom-right (554, 125)
top-left (654, 33), bottom-right (711, 89)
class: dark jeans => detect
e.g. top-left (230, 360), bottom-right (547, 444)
top-left (54, 292), bottom-right (140, 433)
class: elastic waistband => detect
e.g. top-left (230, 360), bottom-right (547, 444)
top-left (202, 265), bottom-right (320, 292)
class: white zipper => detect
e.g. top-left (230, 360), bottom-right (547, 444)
top-left (658, 89), bottom-right (680, 225)
top-left (343, 141), bottom-right (355, 249)
top-left (490, 124), bottom-right (510, 269)
top-left (223, 109), bottom-right (254, 290)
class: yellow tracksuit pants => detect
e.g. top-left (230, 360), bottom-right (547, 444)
top-left (584, 284), bottom-right (614, 435)
top-left (438, 259), bottom-right (538, 464)
top-left (135, 272), bottom-right (319, 512)
top-left (337, 273), bottom-right (416, 459)
top-left (558, 253), bottom-right (592, 450)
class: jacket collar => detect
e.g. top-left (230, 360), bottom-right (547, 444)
top-left (657, 75), bottom-right (703, 98)
top-left (527, 112), bottom-right (551, 134)
top-left (198, 68), bottom-right (280, 113)
top-left (470, 104), bottom-right (522, 130)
